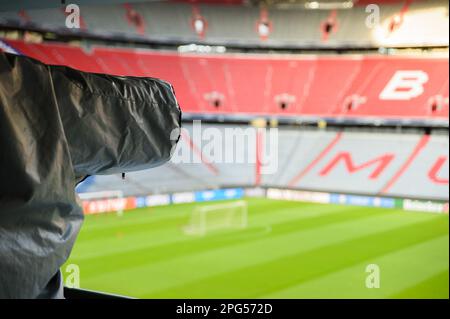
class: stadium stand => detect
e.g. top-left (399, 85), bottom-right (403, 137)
top-left (0, 0), bottom-right (448, 48)
top-left (77, 123), bottom-right (449, 201)
top-left (1, 38), bottom-right (447, 201)
top-left (0, 0), bottom-right (448, 200)
top-left (2, 39), bottom-right (448, 126)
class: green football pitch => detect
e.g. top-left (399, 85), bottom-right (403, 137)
top-left (64, 198), bottom-right (449, 298)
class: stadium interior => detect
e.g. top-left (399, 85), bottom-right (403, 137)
top-left (0, 0), bottom-right (448, 299)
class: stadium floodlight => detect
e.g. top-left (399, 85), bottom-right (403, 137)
top-left (184, 200), bottom-right (248, 236)
top-left (78, 190), bottom-right (125, 216)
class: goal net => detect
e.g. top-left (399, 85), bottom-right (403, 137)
top-left (184, 200), bottom-right (248, 236)
top-left (77, 190), bottom-right (125, 216)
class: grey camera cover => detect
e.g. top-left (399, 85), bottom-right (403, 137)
top-left (0, 52), bottom-right (182, 298)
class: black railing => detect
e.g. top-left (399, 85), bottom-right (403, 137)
top-left (64, 287), bottom-right (133, 299)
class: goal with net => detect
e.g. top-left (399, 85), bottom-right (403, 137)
top-left (184, 200), bottom-right (248, 236)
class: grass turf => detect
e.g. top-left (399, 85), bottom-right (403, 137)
top-left (63, 198), bottom-right (449, 298)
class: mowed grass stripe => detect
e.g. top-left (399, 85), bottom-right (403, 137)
top-left (262, 235), bottom-right (449, 299)
top-left (69, 203), bottom-right (395, 275)
top-left (144, 216), bottom-right (447, 298)
top-left (390, 270), bottom-right (449, 299)
top-left (70, 201), bottom-right (354, 260)
top-left (72, 207), bottom-right (441, 297)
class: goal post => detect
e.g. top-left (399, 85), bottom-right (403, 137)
top-left (184, 200), bottom-right (248, 236)
top-left (77, 190), bottom-right (125, 216)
